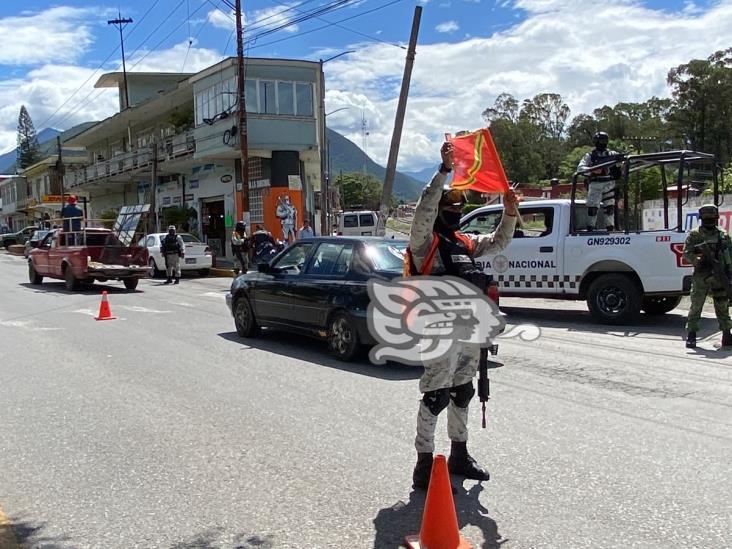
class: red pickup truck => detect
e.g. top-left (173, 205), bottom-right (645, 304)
top-left (27, 228), bottom-right (149, 291)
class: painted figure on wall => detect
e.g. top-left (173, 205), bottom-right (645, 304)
top-left (276, 194), bottom-right (297, 243)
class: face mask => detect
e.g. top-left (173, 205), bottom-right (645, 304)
top-left (438, 210), bottom-right (462, 230)
top-left (701, 218), bottom-right (717, 228)
top-left (596, 142), bottom-right (607, 152)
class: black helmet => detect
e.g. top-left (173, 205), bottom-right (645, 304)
top-left (235, 221), bottom-right (246, 232)
top-left (436, 185), bottom-right (466, 231)
top-left (593, 131), bottom-right (609, 150)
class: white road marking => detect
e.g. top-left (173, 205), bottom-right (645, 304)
top-left (171, 302), bottom-right (196, 308)
top-left (0, 319), bottom-right (61, 331)
top-left (118, 306), bottom-right (172, 314)
top-left (199, 292), bottom-right (226, 300)
top-left (73, 309), bottom-right (98, 317)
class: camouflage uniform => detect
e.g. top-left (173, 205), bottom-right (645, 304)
top-left (577, 132), bottom-right (620, 230)
top-left (409, 168), bottom-right (515, 487)
top-left (683, 205), bottom-right (732, 348)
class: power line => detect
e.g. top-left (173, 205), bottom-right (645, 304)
top-left (277, 0), bottom-right (406, 49)
top-left (37, 0), bottom-right (163, 131)
top-left (49, 0), bottom-right (190, 130)
top-left (247, 0), bottom-right (406, 50)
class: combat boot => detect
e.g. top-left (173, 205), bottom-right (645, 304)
top-left (686, 331), bottom-right (696, 348)
top-left (165, 277), bottom-right (172, 284)
top-left (448, 441), bottom-right (490, 481)
top-left (412, 452), bottom-right (433, 490)
top-left (721, 330), bottom-right (732, 347)
top-left (174, 277), bottom-right (180, 285)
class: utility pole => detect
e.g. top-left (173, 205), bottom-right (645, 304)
top-left (56, 136), bottom-right (64, 200)
top-left (108, 12), bottom-right (133, 110)
top-left (380, 5), bottom-right (422, 235)
top-left (235, 0), bottom-right (249, 225)
top-left (150, 137), bottom-right (158, 233)
top-left (319, 59), bottom-right (327, 236)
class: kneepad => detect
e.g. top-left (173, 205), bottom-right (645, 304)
top-left (587, 206), bottom-right (598, 217)
top-left (422, 388), bottom-right (450, 416)
top-left (450, 381), bottom-right (475, 408)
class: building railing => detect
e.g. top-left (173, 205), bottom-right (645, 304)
top-left (66, 130), bottom-right (196, 189)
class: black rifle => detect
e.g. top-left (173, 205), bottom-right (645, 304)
top-left (478, 344), bottom-right (499, 428)
top-left (694, 239), bottom-right (732, 299)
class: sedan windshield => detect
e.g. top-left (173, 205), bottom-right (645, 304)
top-left (363, 241), bottom-right (407, 272)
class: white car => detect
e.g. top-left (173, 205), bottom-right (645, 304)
top-left (138, 233), bottom-right (213, 278)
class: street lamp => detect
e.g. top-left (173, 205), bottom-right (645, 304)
top-left (319, 51), bottom-right (355, 235)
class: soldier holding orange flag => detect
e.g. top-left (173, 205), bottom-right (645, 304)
top-left (406, 138), bottom-right (519, 490)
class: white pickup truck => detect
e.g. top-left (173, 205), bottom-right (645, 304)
top-left (460, 199), bottom-right (693, 324)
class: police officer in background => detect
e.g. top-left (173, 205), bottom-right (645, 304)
top-left (161, 225), bottom-right (185, 284)
top-left (577, 131), bottom-right (621, 231)
top-left (407, 140), bottom-right (519, 489)
top-left (683, 204), bottom-right (732, 348)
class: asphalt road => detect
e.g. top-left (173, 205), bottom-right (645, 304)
top-left (0, 250), bottom-right (730, 549)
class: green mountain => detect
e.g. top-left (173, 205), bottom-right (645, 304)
top-left (326, 128), bottom-right (422, 202)
top-left (0, 122), bottom-right (97, 174)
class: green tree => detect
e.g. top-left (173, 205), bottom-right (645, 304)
top-left (667, 48), bottom-right (732, 163)
top-left (17, 105), bottom-right (41, 170)
top-left (337, 172), bottom-right (385, 210)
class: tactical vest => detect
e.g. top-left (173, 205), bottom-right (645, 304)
top-left (162, 234), bottom-right (180, 254)
top-left (589, 150), bottom-right (621, 181)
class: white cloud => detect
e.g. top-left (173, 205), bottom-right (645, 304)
top-left (206, 9), bottom-right (235, 31)
top-left (248, 4), bottom-right (300, 34)
top-left (0, 42), bottom-right (225, 155)
top-left (125, 41), bottom-right (223, 73)
top-left (0, 7), bottom-right (104, 65)
top-left (323, 0), bottom-right (732, 171)
top-left (436, 20), bottom-right (460, 33)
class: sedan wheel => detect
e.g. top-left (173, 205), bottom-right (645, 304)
top-left (328, 313), bottom-right (360, 361)
top-left (234, 297), bottom-right (260, 337)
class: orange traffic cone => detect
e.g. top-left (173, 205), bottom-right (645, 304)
top-left (405, 455), bottom-right (471, 549)
top-left (95, 291), bottom-right (116, 321)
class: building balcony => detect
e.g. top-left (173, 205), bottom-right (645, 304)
top-left (67, 130), bottom-right (196, 189)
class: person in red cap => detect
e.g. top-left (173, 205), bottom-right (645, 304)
top-left (61, 195), bottom-right (84, 245)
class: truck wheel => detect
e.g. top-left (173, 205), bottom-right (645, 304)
top-left (28, 262), bottom-right (43, 285)
top-left (587, 274), bottom-right (642, 325)
top-left (642, 295), bottom-right (682, 315)
top-left (328, 312), bottom-right (360, 361)
top-left (123, 278), bottom-right (139, 291)
top-left (234, 297), bottom-right (260, 337)
top-left (64, 265), bottom-right (79, 291)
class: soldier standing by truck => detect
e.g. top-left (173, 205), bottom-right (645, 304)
top-left (577, 131), bottom-right (622, 231)
top-left (683, 204), bottom-right (732, 348)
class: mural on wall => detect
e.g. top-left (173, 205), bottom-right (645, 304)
top-left (276, 193), bottom-right (298, 243)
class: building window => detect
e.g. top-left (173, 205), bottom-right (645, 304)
top-left (250, 189), bottom-right (264, 223)
top-left (259, 80), bottom-right (276, 114)
top-left (277, 82), bottom-right (295, 115)
top-left (249, 157), bottom-right (263, 179)
top-left (195, 76), bottom-right (237, 126)
top-left (296, 82), bottom-right (313, 116)
top-left (245, 79), bottom-right (258, 112)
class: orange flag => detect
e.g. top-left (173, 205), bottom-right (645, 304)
top-left (449, 128), bottom-right (510, 193)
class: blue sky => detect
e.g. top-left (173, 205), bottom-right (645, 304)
top-left (0, 0), bottom-right (729, 171)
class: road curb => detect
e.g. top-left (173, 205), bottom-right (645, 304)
top-left (210, 267), bottom-right (235, 277)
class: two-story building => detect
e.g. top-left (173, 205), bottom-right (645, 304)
top-left (21, 151), bottom-right (89, 225)
top-left (0, 175), bottom-right (26, 231)
top-left (66, 56), bottom-right (325, 260)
